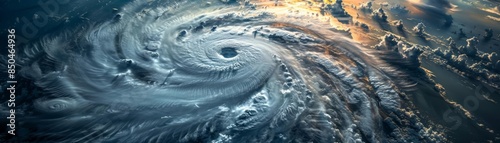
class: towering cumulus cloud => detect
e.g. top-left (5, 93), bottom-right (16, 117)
top-left (4, 0), bottom-right (446, 142)
top-left (409, 0), bottom-right (454, 27)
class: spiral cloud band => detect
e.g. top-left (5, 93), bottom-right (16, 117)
top-left (4, 0), bottom-right (477, 142)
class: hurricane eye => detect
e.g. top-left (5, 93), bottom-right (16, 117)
top-left (220, 47), bottom-right (238, 58)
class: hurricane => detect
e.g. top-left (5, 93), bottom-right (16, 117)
top-left (1, 0), bottom-right (499, 142)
